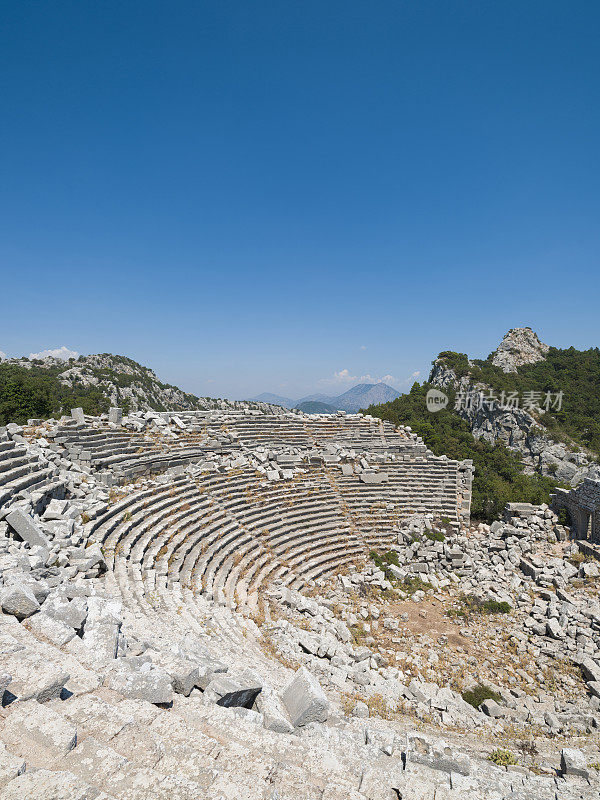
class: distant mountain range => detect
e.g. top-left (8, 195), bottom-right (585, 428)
top-left (251, 382), bottom-right (400, 413)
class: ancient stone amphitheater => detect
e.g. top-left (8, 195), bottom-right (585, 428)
top-left (0, 406), bottom-right (597, 799)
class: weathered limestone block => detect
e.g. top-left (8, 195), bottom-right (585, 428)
top-left (3, 651), bottom-right (70, 703)
top-left (194, 656), bottom-right (229, 690)
top-left (71, 407), bottom-right (85, 425)
top-left (255, 686), bottom-right (294, 733)
top-left (581, 657), bottom-right (600, 684)
top-left (24, 611), bottom-right (77, 647)
top-left (154, 655), bottom-right (199, 696)
top-left (106, 663), bottom-right (173, 705)
top-left (0, 769), bottom-right (105, 800)
top-left (561, 747), bottom-right (590, 779)
top-left (282, 666), bottom-right (330, 727)
top-left (108, 407), bottom-right (123, 425)
top-left (42, 499), bottom-right (69, 520)
top-left (0, 743), bottom-right (26, 791)
top-left (0, 582), bottom-right (40, 619)
top-left (2, 699), bottom-right (77, 760)
top-left (81, 596), bottom-right (122, 660)
top-left (5, 508), bottom-right (50, 551)
top-left (42, 592), bottom-right (88, 630)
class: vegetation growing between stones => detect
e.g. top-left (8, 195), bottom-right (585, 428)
top-left (448, 594), bottom-right (512, 618)
top-left (366, 382), bottom-right (559, 521)
top-left (461, 684), bottom-right (502, 709)
top-left (488, 748), bottom-right (519, 767)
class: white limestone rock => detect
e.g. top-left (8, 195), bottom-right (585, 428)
top-left (106, 663), bottom-right (173, 705)
top-left (24, 611), bottom-right (77, 647)
top-left (0, 742), bottom-right (26, 791)
top-left (0, 582), bottom-right (40, 619)
top-left (5, 508), bottom-right (50, 552)
top-left (0, 769), bottom-right (107, 800)
top-left (282, 666), bottom-right (330, 727)
top-left (2, 699), bottom-right (77, 760)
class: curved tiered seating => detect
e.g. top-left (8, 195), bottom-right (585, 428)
top-left (65, 407), bottom-right (472, 638)
top-left (0, 436), bottom-right (65, 510)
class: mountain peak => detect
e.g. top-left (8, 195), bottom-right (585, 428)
top-left (491, 327), bottom-right (549, 373)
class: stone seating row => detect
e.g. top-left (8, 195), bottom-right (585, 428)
top-left (0, 438), bottom-right (66, 510)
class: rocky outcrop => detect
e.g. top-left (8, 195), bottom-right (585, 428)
top-left (490, 326), bottom-right (549, 373)
top-left (429, 341), bottom-right (600, 486)
top-left (2, 352), bottom-right (281, 415)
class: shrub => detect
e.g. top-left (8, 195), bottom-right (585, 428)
top-left (449, 594), bottom-right (511, 618)
top-left (369, 550), bottom-right (401, 583)
top-left (488, 749), bottom-right (518, 767)
top-left (424, 528), bottom-right (445, 542)
top-left (557, 507), bottom-right (571, 526)
top-left (461, 684), bottom-right (501, 709)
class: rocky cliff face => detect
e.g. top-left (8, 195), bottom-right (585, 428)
top-left (429, 337), bottom-right (600, 486)
top-left (490, 326), bottom-right (549, 372)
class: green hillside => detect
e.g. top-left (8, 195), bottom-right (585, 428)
top-left (0, 362), bottom-right (109, 425)
top-left (437, 346), bottom-right (600, 456)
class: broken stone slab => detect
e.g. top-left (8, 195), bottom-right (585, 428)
top-left (255, 686), bottom-right (294, 733)
top-left (587, 681), bottom-right (600, 699)
top-left (61, 735), bottom-right (129, 788)
top-left (81, 596), bottom-right (122, 660)
top-left (580, 657), bottom-right (600, 684)
top-left (3, 652), bottom-right (70, 703)
top-left (0, 582), bottom-right (40, 619)
top-left (75, 543), bottom-right (106, 573)
top-left (0, 742), bottom-right (26, 791)
top-left (2, 699), bottom-right (77, 760)
top-left (194, 656), bottom-right (229, 690)
top-left (282, 666), bottom-right (330, 727)
top-left (4, 572), bottom-right (50, 604)
top-left (42, 592), bottom-right (88, 631)
top-left (42, 499), bottom-right (70, 520)
top-left (202, 672), bottom-right (262, 709)
top-left (153, 655), bottom-right (199, 696)
top-left (546, 618), bottom-right (565, 639)
top-left (404, 733), bottom-right (471, 776)
top-left (479, 698), bottom-right (505, 718)
top-left (560, 747), bottom-right (590, 779)
top-left (5, 508), bottom-right (50, 551)
top-left (106, 663), bottom-right (173, 705)
top-left (0, 768), bottom-right (106, 800)
top-left (360, 472), bottom-right (389, 484)
top-left (24, 611), bottom-right (77, 647)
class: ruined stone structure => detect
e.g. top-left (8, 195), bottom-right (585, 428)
top-left (2, 406), bottom-right (599, 798)
top-left (552, 479), bottom-right (600, 543)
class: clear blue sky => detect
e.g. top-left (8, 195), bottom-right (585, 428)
top-left (1, 1), bottom-right (598, 400)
